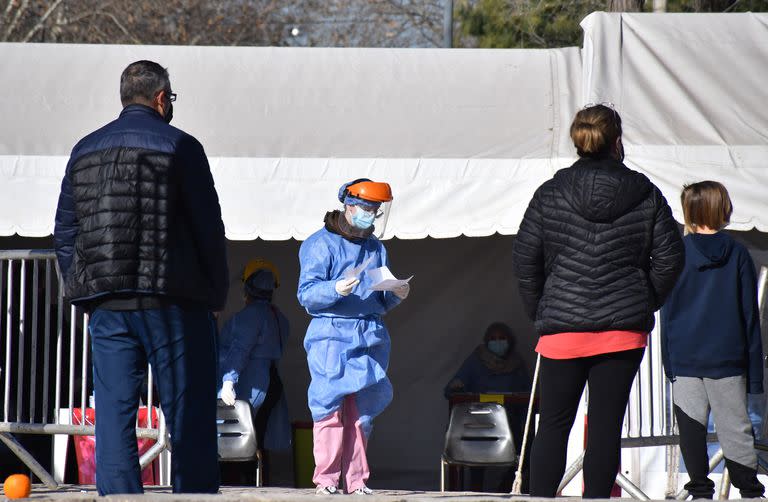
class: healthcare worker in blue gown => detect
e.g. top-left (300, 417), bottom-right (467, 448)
top-left (218, 258), bottom-right (290, 485)
top-left (298, 179), bottom-right (410, 496)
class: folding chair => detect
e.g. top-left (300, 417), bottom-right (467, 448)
top-left (217, 400), bottom-right (263, 487)
top-left (440, 402), bottom-right (517, 491)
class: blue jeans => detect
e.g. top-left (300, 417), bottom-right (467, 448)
top-left (89, 306), bottom-right (219, 495)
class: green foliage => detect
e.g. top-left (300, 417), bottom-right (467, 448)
top-left (456, 0), bottom-right (607, 48)
top-left (455, 0), bottom-right (768, 48)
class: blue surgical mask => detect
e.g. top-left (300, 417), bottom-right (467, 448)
top-left (487, 340), bottom-right (509, 357)
top-left (351, 208), bottom-right (376, 229)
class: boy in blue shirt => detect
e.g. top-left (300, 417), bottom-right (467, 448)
top-left (661, 181), bottom-right (764, 498)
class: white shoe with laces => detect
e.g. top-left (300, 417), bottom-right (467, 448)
top-left (315, 485), bottom-right (339, 496)
top-left (351, 486), bottom-right (373, 495)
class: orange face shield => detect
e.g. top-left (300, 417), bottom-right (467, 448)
top-left (345, 181), bottom-right (393, 203)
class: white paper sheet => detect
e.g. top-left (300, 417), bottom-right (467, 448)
top-left (367, 266), bottom-right (413, 291)
top-left (343, 256), bottom-right (374, 280)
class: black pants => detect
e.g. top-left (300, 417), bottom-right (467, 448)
top-left (253, 364), bottom-right (284, 486)
top-left (221, 363), bottom-right (284, 487)
top-left (529, 348), bottom-right (644, 498)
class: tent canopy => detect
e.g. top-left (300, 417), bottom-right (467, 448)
top-left (0, 12), bottom-right (766, 240)
top-left (0, 43), bottom-right (579, 239)
top-left (1, 13), bottom-right (768, 495)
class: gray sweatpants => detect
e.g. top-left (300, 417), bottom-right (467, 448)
top-left (673, 375), bottom-right (757, 469)
top-left (672, 375), bottom-right (764, 498)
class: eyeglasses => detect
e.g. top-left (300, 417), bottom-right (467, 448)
top-left (166, 91), bottom-right (177, 102)
top-left (354, 205), bottom-right (385, 219)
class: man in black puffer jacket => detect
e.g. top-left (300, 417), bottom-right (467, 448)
top-left (513, 104), bottom-right (684, 498)
top-left (54, 61), bottom-right (227, 495)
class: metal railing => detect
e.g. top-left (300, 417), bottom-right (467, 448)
top-left (557, 265), bottom-right (768, 500)
top-left (0, 250), bottom-right (168, 489)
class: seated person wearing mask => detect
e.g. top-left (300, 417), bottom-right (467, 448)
top-left (445, 322), bottom-right (531, 492)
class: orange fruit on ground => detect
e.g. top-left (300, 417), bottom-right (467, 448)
top-left (3, 474), bottom-right (31, 499)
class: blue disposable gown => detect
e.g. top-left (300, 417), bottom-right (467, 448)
top-left (218, 299), bottom-right (291, 450)
top-left (298, 227), bottom-right (402, 438)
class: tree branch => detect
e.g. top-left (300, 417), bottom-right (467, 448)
top-left (98, 10), bottom-right (141, 44)
top-left (4, 0), bottom-right (16, 18)
top-left (383, 0), bottom-right (442, 46)
top-left (2, 0), bottom-right (29, 42)
top-left (20, 0), bottom-right (64, 42)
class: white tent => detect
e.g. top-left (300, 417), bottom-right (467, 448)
top-left (582, 12), bottom-right (768, 233)
top-left (0, 12), bottom-right (767, 495)
top-left (0, 42), bottom-right (580, 239)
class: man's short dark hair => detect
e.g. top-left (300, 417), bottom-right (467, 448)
top-left (120, 60), bottom-right (170, 106)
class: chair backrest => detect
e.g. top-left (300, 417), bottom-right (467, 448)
top-left (217, 400), bottom-right (258, 461)
top-left (443, 402), bottom-right (517, 466)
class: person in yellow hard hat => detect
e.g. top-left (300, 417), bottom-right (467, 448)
top-left (218, 258), bottom-right (290, 485)
top-left (298, 178), bottom-right (410, 495)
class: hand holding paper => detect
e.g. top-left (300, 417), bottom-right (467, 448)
top-left (367, 266), bottom-right (413, 292)
top-left (335, 277), bottom-right (360, 296)
top-left (342, 256), bottom-right (374, 280)
top-left (393, 283), bottom-right (410, 300)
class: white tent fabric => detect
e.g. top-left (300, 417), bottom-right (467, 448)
top-left (581, 12), bottom-right (768, 230)
top-left (0, 43), bottom-right (580, 239)
top-left (2, 13), bottom-right (767, 239)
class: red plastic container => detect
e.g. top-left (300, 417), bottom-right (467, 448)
top-left (72, 407), bottom-right (159, 485)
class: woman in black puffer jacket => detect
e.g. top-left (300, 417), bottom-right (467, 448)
top-left (513, 104), bottom-right (684, 497)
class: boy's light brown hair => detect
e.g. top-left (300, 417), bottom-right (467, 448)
top-left (681, 181), bottom-right (733, 233)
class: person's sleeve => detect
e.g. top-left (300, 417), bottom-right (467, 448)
top-left (739, 250), bottom-right (763, 394)
top-left (513, 364), bottom-right (532, 391)
top-left (177, 135), bottom-right (229, 311)
top-left (513, 188), bottom-right (546, 320)
top-left (297, 238), bottom-right (341, 311)
top-left (660, 306), bottom-right (674, 381)
top-left (220, 315), bottom-right (261, 384)
top-left (53, 158), bottom-right (78, 278)
top-left (444, 355), bottom-right (473, 398)
top-left (648, 188), bottom-right (685, 310)
top-left (380, 243), bottom-right (403, 311)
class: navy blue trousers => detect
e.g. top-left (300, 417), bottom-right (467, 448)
top-left (89, 306), bottom-right (220, 495)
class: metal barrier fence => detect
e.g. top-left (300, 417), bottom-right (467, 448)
top-left (557, 266), bottom-right (768, 500)
top-left (0, 250), bottom-right (169, 489)
top-left (1, 249), bottom-right (765, 494)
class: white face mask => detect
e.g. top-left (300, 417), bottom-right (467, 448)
top-left (487, 340), bottom-right (509, 357)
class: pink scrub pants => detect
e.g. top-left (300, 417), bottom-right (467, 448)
top-left (312, 394), bottom-right (370, 493)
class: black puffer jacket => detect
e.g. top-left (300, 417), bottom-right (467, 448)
top-left (513, 156), bottom-right (684, 335)
top-left (54, 105), bottom-right (229, 311)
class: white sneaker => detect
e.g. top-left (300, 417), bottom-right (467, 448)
top-left (351, 486), bottom-right (373, 495)
top-left (315, 485), bottom-right (339, 496)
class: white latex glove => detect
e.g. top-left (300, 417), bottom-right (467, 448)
top-left (335, 277), bottom-right (360, 296)
top-left (221, 381), bottom-right (236, 406)
top-left (393, 283), bottom-right (410, 300)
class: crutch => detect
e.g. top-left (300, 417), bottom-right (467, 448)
top-left (511, 353), bottom-right (541, 495)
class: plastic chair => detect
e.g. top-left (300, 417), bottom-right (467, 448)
top-left (440, 402), bottom-right (517, 491)
top-left (217, 400), bottom-right (262, 487)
